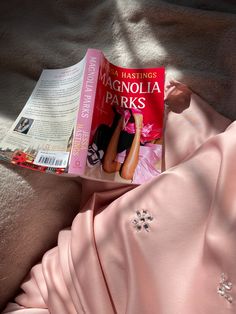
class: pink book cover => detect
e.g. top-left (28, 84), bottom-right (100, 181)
top-left (0, 49), bottom-right (165, 185)
top-left (68, 49), bottom-right (102, 175)
top-left (84, 54), bottom-right (165, 184)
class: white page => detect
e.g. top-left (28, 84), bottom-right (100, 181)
top-left (0, 57), bottom-right (85, 169)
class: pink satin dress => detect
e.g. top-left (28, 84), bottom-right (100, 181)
top-left (3, 91), bottom-right (235, 314)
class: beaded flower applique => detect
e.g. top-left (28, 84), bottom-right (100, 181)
top-left (132, 210), bottom-right (154, 232)
top-left (217, 273), bottom-right (233, 304)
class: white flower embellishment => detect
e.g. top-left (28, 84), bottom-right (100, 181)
top-left (217, 273), bottom-right (233, 304)
top-left (132, 210), bottom-right (154, 232)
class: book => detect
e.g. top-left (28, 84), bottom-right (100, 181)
top-left (0, 49), bottom-right (165, 184)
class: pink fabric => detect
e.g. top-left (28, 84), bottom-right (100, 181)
top-left (4, 89), bottom-right (236, 313)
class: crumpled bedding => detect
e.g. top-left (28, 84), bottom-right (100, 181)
top-left (0, 0), bottom-right (235, 310)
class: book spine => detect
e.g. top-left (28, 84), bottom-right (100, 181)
top-left (68, 49), bottom-right (101, 175)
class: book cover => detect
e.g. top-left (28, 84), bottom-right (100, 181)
top-left (85, 53), bottom-right (164, 184)
top-left (68, 49), bottom-right (101, 175)
top-left (0, 49), bottom-right (165, 185)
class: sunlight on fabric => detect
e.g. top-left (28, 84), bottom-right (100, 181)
top-left (113, 0), bottom-right (167, 66)
top-left (165, 67), bottom-right (183, 82)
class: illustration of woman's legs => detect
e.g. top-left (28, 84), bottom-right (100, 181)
top-left (120, 113), bottom-right (143, 180)
top-left (103, 117), bottom-right (123, 173)
top-left (103, 112), bottom-right (143, 180)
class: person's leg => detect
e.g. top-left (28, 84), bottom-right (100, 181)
top-left (120, 113), bottom-right (143, 180)
top-left (102, 117), bottom-right (123, 173)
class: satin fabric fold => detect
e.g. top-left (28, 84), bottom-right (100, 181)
top-left (3, 92), bottom-right (235, 314)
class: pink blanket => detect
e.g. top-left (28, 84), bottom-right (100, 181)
top-left (3, 83), bottom-right (235, 313)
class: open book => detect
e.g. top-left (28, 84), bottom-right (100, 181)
top-left (0, 49), bottom-right (165, 184)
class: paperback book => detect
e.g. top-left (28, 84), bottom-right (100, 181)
top-left (0, 49), bottom-right (165, 184)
